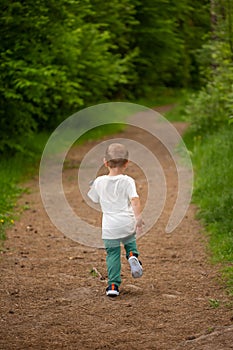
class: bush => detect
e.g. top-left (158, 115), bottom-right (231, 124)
top-left (192, 127), bottom-right (233, 263)
top-left (0, 0), bottom-right (138, 154)
top-left (185, 63), bottom-right (233, 135)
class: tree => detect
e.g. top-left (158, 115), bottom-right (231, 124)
top-left (0, 0), bottom-right (138, 153)
top-left (133, 0), bottom-right (210, 92)
top-left (186, 0), bottom-right (233, 134)
top-left (86, 0), bottom-right (139, 98)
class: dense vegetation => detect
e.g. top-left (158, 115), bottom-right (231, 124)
top-left (0, 0), bottom-right (209, 154)
top-left (185, 0), bottom-right (233, 293)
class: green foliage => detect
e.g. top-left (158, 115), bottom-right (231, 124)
top-left (185, 1), bottom-right (233, 293)
top-left (134, 0), bottom-right (210, 92)
top-left (164, 90), bottom-right (193, 122)
top-left (0, 159), bottom-right (26, 242)
top-left (208, 299), bottom-right (220, 308)
top-left (0, 131), bottom-right (50, 243)
top-left (0, 0), bottom-right (210, 154)
top-left (87, 0), bottom-right (139, 94)
top-left (186, 0), bottom-right (233, 134)
top-left (190, 127), bottom-right (233, 288)
top-left (185, 62), bottom-right (233, 134)
top-left (0, 0), bottom-right (138, 154)
top-left (133, 88), bottom-right (192, 122)
top-left (222, 267), bottom-right (233, 296)
top-left (134, 87), bottom-right (185, 108)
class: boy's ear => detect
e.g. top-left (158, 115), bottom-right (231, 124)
top-left (103, 158), bottom-right (108, 167)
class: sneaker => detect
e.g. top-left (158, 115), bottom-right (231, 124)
top-left (106, 284), bottom-right (119, 297)
top-left (128, 255), bottom-right (143, 278)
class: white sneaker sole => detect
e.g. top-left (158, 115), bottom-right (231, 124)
top-left (106, 290), bottom-right (119, 297)
top-left (128, 256), bottom-right (143, 278)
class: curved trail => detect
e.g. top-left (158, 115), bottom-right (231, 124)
top-left (0, 113), bottom-right (232, 349)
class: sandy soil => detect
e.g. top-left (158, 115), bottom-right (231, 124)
top-left (0, 110), bottom-right (233, 350)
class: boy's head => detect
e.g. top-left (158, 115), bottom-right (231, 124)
top-left (105, 143), bottom-right (129, 168)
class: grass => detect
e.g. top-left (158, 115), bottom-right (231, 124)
top-left (130, 87), bottom-right (192, 122)
top-left (209, 298), bottom-right (220, 308)
top-left (164, 94), bottom-right (190, 122)
top-left (132, 87), bottom-right (186, 107)
top-left (0, 132), bottom-right (49, 244)
top-left (188, 126), bottom-right (233, 294)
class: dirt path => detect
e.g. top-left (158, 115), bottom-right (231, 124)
top-left (1, 113), bottom-right (233, 350)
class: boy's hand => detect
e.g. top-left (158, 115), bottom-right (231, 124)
top-left (135, 216), bottom-right (145, 235)
top-left (131, 197), bottom-right (144, 235)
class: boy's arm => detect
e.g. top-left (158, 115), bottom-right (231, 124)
top-left (131, 197), bottom-right (144, 235)
top-left (87, 180), bottom-right (99, 203)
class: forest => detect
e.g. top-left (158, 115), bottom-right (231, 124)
top-left (0, 1), bottom-right (233, 291)
top-left (0, 0), bottom-right (210, 153)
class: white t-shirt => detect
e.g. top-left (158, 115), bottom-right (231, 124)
top-left (87, 174), bottom-right (139, 239)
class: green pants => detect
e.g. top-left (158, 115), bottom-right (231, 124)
top-left (103, 234), bottom-right (139, 287)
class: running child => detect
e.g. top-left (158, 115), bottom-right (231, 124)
top-left (88, 143), bottom-right (143, 297)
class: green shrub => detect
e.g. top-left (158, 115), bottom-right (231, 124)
top-left (192, 127), bottom-right (233, 263)
top-left (185, 64), bottom-right (233, 135)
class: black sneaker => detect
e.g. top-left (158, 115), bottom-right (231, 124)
top-left (106, 284), bottom-right (119, 297)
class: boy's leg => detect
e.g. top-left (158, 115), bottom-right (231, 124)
top-left (122, 234), bottom-right (139, 259)
top-left (123, 234), bottom-right (143, 279)
top-left (103, 239), bottom-right (121, 287)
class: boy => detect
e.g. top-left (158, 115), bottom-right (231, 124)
top-left (88, 143), bottom-right (143, 297)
